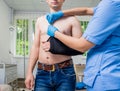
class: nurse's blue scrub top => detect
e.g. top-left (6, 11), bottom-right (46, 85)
top-left (82, 0), bottom-right (120, 90)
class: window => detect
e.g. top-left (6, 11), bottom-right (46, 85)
top-left (32, 20), bottom-right (35, 33)
top-left (80, 21), bottom-right (89, 32)
top-left (80, 21), bottom-right (89, 56)
top-left (16, 19), bottom-right (29, 56)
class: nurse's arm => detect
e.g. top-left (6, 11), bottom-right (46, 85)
top-left (63, 7), bottom-right (94, 16)
top-left (55, 31), bottom-right (95, 52)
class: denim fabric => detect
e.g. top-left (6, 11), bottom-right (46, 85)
top-left (34, 64), bottom-right (76, 91)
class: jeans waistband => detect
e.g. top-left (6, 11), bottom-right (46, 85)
top-left (38, 59), bottom-right (73, 71)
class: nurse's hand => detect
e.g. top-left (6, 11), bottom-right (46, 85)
top-left (47, 25), bottom-right (58, 37)
top-left (46, 11), bottom-right (64, 24)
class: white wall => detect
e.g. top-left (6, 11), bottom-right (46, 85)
top-left (0, 0), bottom-right (11, 63)
top-left (13, 57), bottom-right (37, 78)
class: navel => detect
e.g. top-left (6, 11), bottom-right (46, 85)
top-left (46, 56), bottom-right (49, 59)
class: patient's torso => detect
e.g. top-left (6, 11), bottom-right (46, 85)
top-left (38, 15), bottom-right (74, 64)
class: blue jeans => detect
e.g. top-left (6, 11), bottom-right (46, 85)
top-left (34, 64), bottom-right (76, 91)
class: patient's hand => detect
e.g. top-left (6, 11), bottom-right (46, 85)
top-left (25, 73), bottom-right (34, 90)
top-left (42, 41), bottom-right (50, 52)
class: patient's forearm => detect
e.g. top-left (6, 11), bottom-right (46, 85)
top-left (27, 46), bottom-right (39, 74)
